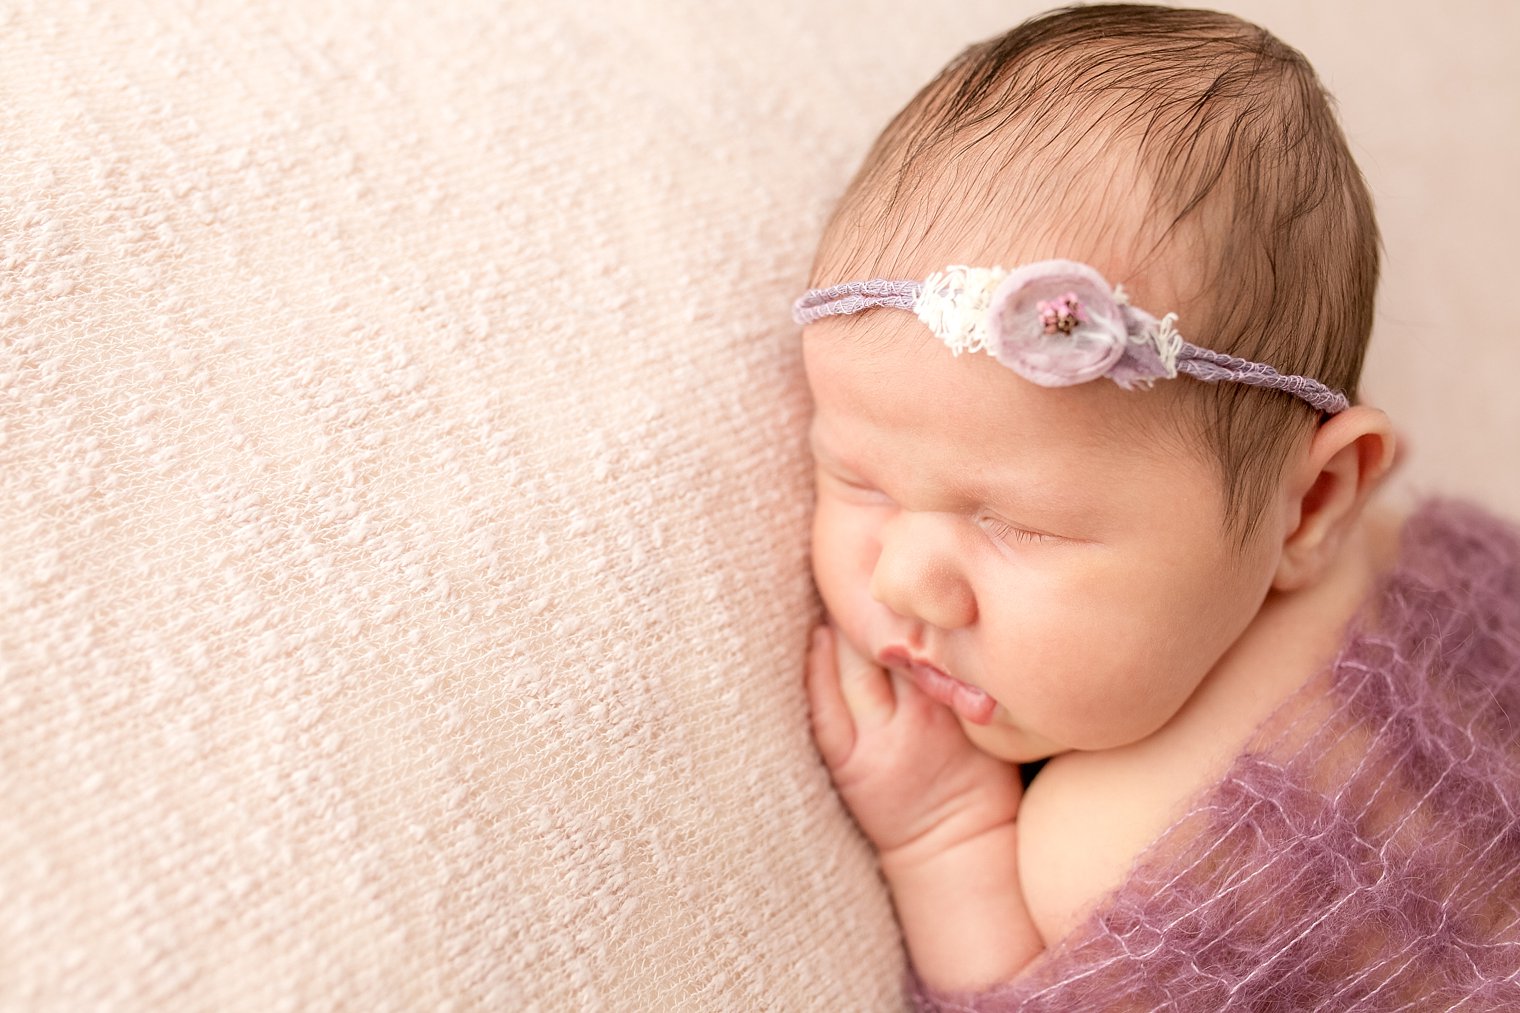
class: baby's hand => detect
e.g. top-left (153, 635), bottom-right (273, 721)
top-left (807, 624), bottom-right (1044, 988)
top-left (805, 624), bottom-right (1023, 864)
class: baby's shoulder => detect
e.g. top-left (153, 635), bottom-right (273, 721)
top-left (1016, 722), bottom-right (1233, 947)
top-left (1017, 504), bottom-right (1412, 947)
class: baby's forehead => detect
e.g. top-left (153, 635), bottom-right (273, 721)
top-left (804, 311), bottom-right (1190, 463)
top-left (806, 318), bottom-right (1219, 537)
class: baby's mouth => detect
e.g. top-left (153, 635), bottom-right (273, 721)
top-left (878, 647), bottom-right (997, 725)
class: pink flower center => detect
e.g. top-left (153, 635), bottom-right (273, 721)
top-left (1037, 292), bottom-right (1085, 335)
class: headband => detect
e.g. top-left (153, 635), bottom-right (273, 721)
top-left (792, 259), bottom-right (1349, 414)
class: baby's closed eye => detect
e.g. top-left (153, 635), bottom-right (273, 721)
top-left (818, 465), bottom-right (893, 503)
top-left (978, 514), bottom-right (1061, 547)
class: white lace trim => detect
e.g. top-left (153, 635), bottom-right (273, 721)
top-left (1152, 312), bottom-right (1182, 376)
top-left (910, 265), bottom-right (1007, 356)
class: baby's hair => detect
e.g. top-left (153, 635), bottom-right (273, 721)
top-left (810, 3), bottom-right (1379, 550)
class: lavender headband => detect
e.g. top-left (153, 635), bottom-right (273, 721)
top-left (792, 260), bottom-right (1349, 413)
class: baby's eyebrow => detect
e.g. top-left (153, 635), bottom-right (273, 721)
top-left (805, 425), bottom-right (838, 462)
top-left (806, 433), bottom-right (851, 473)
top-left (807, 426), bottom-right (870, 472)
top-left (808, 431), bottom-right (884, 489)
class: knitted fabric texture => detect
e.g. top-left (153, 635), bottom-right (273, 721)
top-left (914, 497), bottom-right (1520, 1011)
top-left (0, 0), bottom-right (911, 1007)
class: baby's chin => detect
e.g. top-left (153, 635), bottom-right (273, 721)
top-left (963, 720), bottom-right (1067, 764)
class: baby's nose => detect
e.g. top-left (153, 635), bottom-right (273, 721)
top-left (868, 516), bottom-right (977, 630)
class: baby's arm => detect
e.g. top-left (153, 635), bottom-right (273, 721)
top-left (806, 626), bottom-right (1044, 992)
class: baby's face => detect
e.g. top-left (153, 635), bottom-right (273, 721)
top-left (804, 310), bottom-right (1283, 763)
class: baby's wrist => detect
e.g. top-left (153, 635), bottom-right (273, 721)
top-left (877, 798), bottom-right (1020, 880)
top-left (878, 818), bottom-right (1020, 890)
top-left (878, 821), bottom-right (1043, 991)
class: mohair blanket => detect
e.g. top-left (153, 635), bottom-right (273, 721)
top-left (915, 497), bottom-right (1520, 1011)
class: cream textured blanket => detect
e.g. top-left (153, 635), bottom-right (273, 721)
top-left (2, 1), bottom-right (1516, 1009)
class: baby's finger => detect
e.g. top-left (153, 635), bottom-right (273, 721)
top-left (805, 626), bottom-right (855, 770)
top-left (833, 627), bottom-right (896, 733)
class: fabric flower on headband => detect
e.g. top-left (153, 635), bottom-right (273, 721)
top-left (792, 258), bottom-right (1349, 413)
top-left (914, 260), bottom-right (1181, 389)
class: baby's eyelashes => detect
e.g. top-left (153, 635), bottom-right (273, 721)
top-left (978, 514), bottom-right (1060, 548)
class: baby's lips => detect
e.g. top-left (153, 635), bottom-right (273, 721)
top-left (877, 645), bottom-right (999, 725)
top-left (949, 680), bottom-right (996, 725)
top-left (904, 660), bottom-right (997, 725)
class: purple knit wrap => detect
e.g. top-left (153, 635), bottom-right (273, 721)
top-left (913, 498), bottom-right (1520, 1011)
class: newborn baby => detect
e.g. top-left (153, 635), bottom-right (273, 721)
top-left (794, 3), bottom-right (1404, 995)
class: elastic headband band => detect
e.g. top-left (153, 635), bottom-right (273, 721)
top-left (792, 260), bottom-right (1350, 414)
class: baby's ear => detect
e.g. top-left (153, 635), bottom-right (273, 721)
top-left (1271, 406), bottom-right (1397, 592)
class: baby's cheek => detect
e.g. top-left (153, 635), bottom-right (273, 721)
top-left (811, 501), bottom-right (877, 611)
top-left (1033, 617), bottom-right (1187, 748)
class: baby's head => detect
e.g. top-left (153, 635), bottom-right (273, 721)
top-left (799, 4), bottom-right (1396, 761)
